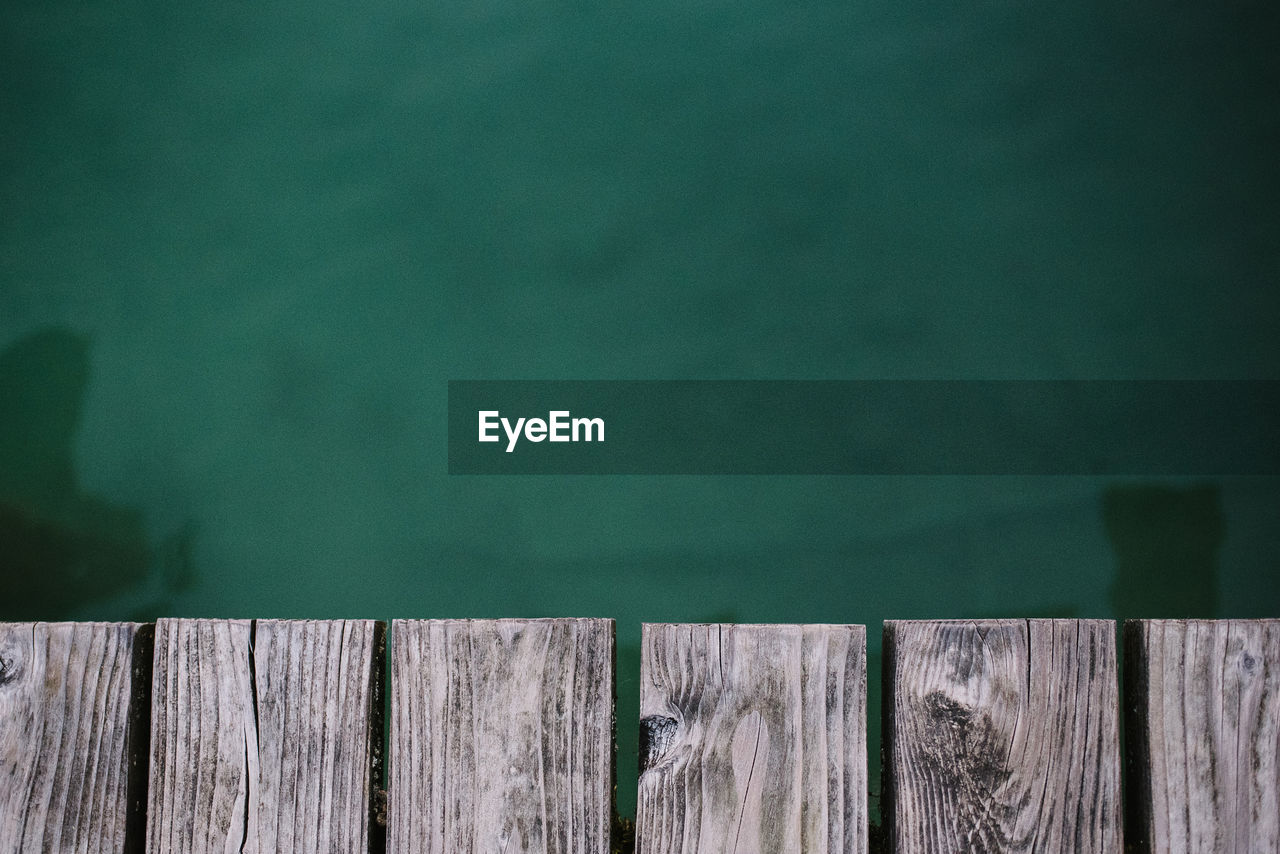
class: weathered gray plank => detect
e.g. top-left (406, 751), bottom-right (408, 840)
top-left (389, 618), bottom-right (614, 854)
top-left (146, 619), bottom-right (253, 854)
top-left (1125, 619), bottom-right (1280, 854)
top-left (0, 621), bottom-right (151, 854)
top-left (253, 619), bottom-right (385, 852)
top-left (883, 619), bottom-right (1121, 853)
top-left (635, 623), bottom-right (867, 854)
top-left (145, 618), bottom-right (384, 854)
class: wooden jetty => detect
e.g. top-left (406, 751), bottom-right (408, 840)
top-left (0, 618), bottom-right (1275, 853)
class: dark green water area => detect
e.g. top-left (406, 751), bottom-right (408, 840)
top-left (3, 0), bottom-right (1277, 820)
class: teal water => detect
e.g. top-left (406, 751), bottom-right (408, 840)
top-left (3, 0), bottom-right (1277, 821)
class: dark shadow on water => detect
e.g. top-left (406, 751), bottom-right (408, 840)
top-left (0, 326), bottom-right (195, 620)
top-left (1104, 482), bottom-right (1223, 620)
top-left (1103, 482), bottom-right (1222, 854)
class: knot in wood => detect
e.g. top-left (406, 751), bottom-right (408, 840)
top-left (923, 691), bottom-right (974, 734)
top-left (638, 715), bottom-right (679, 773)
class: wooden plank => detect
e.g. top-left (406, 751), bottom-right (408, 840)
top-left (635, 623), bottom-right (867, 854)
top-left (1125, 619), bottom-right (1280, 853)
top-left (389, 618), bottom-right (614, 854)
top-left (145, 618), bottom-right (384, 854)
top-left (0, 621), bottom-right (152, 854)
top-left (146, 619), bottom-right (253, 854)
top-left (252, 619), bottom-right (385, 852)
top-left (883, 619), bottom-right (1121, 853)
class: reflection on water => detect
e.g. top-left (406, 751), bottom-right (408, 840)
top-left (0, 327), bottom-right (194, 620)
top-left (1104, 483), bottom-right (1222, 619)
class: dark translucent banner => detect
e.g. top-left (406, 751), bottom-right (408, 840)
top-left (447, 381), bottom-right (1279, 474)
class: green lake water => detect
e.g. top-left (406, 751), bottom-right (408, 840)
top-left (3, 0), bottom-right (1277, 820)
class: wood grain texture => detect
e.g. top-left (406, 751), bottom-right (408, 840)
top-left (146, 618), bottom-right (384, 854)
top-left (389, 618), bottom-right (614, 854)
top-left (883, 619), bottom-right (1120, 853)
top-left (1125, 619), bottom-right (1279, 854)
top-left (253, 619), bottom-right (385, 853)
top-left (0, 621), bottom-right (151, 854)
top-left (146, 619), bottom-right (254, 854)
top-left (635, 623), bottom-right (866, 854)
